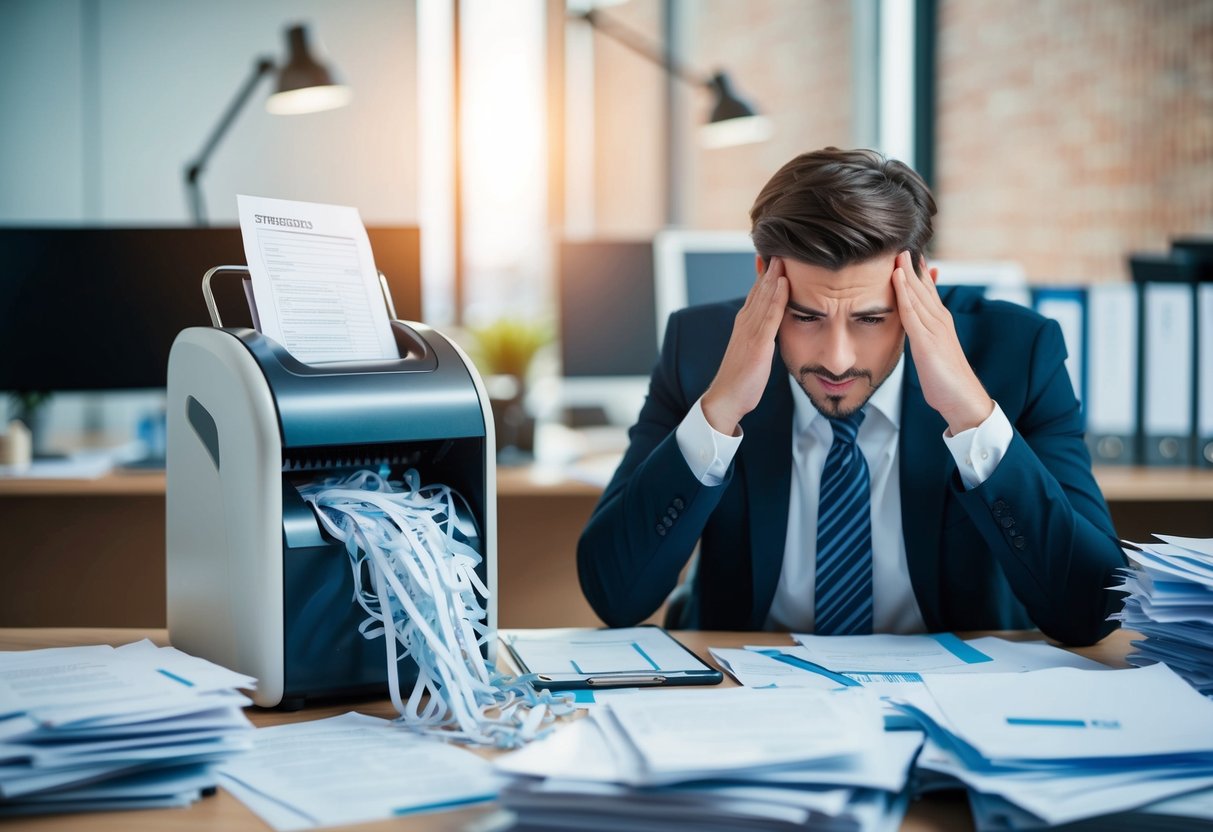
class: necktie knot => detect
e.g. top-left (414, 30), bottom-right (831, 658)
top-left (827, 409), bottom-right (866, 446)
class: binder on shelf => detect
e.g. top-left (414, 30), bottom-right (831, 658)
top-left (1032, 287), bottom-right (1087, 407)
top-left (1199, 282), bottom-right (1213, 467)
top-left (1171, 238), bottom-right (1213, 468)
top-left (1084, 283), bottom-right (1138, 465)
top-left (1130, 253), bottom-right (1198, 466)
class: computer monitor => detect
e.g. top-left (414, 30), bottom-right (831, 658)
top-left (653, 230), bottom-right (758, 345)
top-left (0, 226), bottom-right (421, 393)
top-left (554, 239), bottom-right (658, 427)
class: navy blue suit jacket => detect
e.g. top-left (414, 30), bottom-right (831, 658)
top-left (577, 287), bottom-right (1127, 646)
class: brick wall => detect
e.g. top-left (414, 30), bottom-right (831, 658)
top-left (585, 0), bottom-right (1212, 278)
top-left (683, 0), bottom-right (854, 230)
top-left (934, 0), bottom-right (1213, 283)
top-left (590, 0), bottom-right (668, 236)
top-left (589, 0), bottom-right (854, 235)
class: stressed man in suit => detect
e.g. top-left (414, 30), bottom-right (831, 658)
top-left (577, 147), bottom-right (1126, 646)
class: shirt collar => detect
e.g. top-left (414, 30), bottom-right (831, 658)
top-left (787, 349), bottom-right (906, 436)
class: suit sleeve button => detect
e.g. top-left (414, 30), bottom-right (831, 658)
top-left (662, 516), bottom-right (674, 528)
top-left (656, 525), bottom-right (667, 536)
top-left (673, 497), bottom-right (685, 510)
top-left (1000, 516), bottom-right (1014, 529)
top-left (667, 507), bottom-right (679, 519)
top-left (993, 499), bottom-right (1008, 512)
top-left (1013, 536), bottom-right (1026, 549)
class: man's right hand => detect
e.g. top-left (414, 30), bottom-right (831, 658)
top-left (701, 256), bottom-right (788, 436)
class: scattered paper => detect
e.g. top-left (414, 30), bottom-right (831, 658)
top-left (791, 632), bottom-right (992, 673)
top-left (218, 712), bottom-right (501, 831)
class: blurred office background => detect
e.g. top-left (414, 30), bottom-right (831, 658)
top-left (0, 0), bottom-right (1210, 448)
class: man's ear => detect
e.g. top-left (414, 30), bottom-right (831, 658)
top-left (755, 254), bottom-right (766, 278)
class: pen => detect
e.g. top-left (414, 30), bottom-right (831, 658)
top-left (586, 674), bottom-right (667, 687)
top-left (1005, 717), bottom-right (1122, 729)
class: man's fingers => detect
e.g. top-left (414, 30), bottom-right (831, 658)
top-left (902, 265), bottom-right (926, 334)
top-left (898, 252), bottom-right (946, 327)
top-left (763, 276), bottom-right (789, 334)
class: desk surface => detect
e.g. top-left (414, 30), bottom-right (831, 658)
top-left (0, 627), bottom-right (1137, 832)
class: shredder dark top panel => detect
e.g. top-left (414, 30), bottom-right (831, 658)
top-left (219, 321), bottom-right (486, 448)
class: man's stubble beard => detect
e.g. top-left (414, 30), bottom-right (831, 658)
top-left (785, 339), bottom-right (904, 420)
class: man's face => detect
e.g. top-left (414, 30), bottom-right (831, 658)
top-left (772, 253), bottom-right (907, 419)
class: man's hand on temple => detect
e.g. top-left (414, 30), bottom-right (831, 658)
top-left (702, 256), bottom-right (789, 436)
top-left (892, 250), bottom-right (994, 435)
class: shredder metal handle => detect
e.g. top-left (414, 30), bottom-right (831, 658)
top-left (201, 265), bottom-right (398, 328)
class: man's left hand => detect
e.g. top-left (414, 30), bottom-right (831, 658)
top-left (892, 250), bottom-right (994, 435)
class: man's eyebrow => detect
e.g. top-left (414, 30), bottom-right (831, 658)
top-left (786, 300), bottom-right (827, 316)
top-left (785, 301), bottom-right (894, 318)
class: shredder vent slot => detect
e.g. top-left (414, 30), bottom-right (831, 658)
top-left (282, 443), bottom-right (427, 473)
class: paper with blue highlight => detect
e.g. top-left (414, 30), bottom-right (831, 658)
top-left (218, 712), bottom-right (500, 831)
top-left (908, 662), bottom-right (1213, 826)
top-left (919, 662), bottom-right (1213, 761)
top-left (790, 632), bottom-right (993, 673)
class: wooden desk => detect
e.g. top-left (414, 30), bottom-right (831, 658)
top-left (0, 626), bottom-right (1138, 832)
top-left (1, 465), bottom-right (1210, 628)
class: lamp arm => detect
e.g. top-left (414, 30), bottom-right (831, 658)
top-left (184, 57), bottom-right (276, 225)
top-left (575, 9), bottom-right (709, 89)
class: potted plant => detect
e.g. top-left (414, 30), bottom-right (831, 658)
top-left (466, 320), bottom-right (551, 461)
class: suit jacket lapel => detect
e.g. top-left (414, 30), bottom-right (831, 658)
top-left (900, 337), bottom-right (954, 632)
top-left (740, 358), bottom-right (794, 630)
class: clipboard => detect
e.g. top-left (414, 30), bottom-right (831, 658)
top-left (501, 625), bottom-right (724, 691)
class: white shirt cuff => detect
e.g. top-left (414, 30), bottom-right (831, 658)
top-left (943, 401), bottom-right (1013, 490)
top-left (676, 395), bottom-right (744, 486)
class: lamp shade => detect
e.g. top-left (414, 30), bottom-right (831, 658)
top-left (266, 24), bottom-right (352, 115)
top-left (701, 72), bottom-right (772, 149)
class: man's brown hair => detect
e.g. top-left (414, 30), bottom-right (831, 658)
top-left (749, 147), bottom-right (937, 275)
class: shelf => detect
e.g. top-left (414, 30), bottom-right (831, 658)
top-left (1, 464), bottom-right (1210, 502)
top-left (1092, 466), bottom-right (1213, 502)
top-left (0, 467), bottom-right (604, 499)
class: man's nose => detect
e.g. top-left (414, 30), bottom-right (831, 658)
top-left (819, 324), bottom-right (857, 376)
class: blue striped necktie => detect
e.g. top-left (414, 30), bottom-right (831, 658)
top-left (814, 409), bottom-right (873, 635)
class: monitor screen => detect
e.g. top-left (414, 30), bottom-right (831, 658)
top-left (653, 230), bottom-right (756, 345)
top-left (553, 239), bottom-right (658, 427)
top-left (558, 239), bottom-right (658, 378)
top-left (0, 226), bottom-right (421, 392)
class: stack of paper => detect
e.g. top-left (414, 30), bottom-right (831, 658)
top-left (494, 687), bottom-right (920, 831)
top-left (1113, 535), bottom-right (1213, 694)
top-left (218, 713), bottom-right (502, 831)
top-left (0, 640), bottom-right (255, 816)
top-left (901, 663), bottom-right (1213, 829)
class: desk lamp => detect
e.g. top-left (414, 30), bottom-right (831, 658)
top-left (184, 24), bottom-right (351, 224)
top-left (573, 8), bottom-right (772, 148)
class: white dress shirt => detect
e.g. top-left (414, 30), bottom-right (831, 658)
top-left (675, 353), bottom-right (1014, 633)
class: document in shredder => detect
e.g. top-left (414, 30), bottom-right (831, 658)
top-left (237, 195), bottom-right (397, 365)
